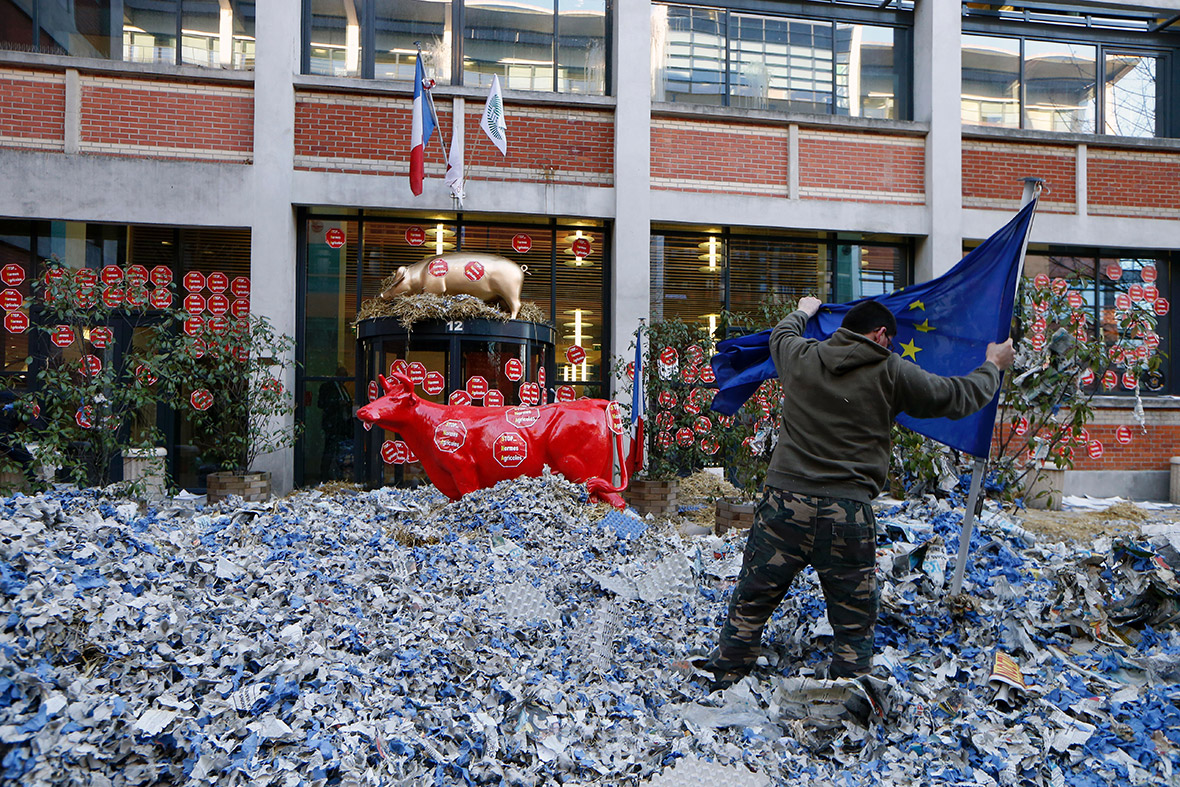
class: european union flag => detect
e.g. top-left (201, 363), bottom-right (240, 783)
top-left (710, 200), bottom-right (1037, 458)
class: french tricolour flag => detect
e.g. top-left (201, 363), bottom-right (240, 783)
top-left (409, 55), bottom-right (436, 196)
top-left (625, 325), bottom-right (645, 476)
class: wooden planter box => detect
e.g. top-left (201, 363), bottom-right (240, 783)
top-left (207, 470), bottom-right (272, 503)
top-left (715, 498), bottom-right (757, 536)
top-left (626, 477), bottom-right (680, 517)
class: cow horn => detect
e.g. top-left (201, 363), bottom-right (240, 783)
top-left (379, 374), bottom-right (393, 394)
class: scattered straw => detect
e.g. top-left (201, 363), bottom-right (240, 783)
top-left (355, 292), bottom-right (549, 328)
top-left (679, 470), bottom-right (743, 506)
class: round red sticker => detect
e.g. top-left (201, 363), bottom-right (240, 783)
top-left (380, 440), bottom-right (404, 465)
top-left (1143, 285), bottom-right (1159, 302)
top-left (230, 298), bottom-right (250, 318)
top-left (150, 288), bottom-right (172, 309)
top-left (1116, 425), bottom-right (1133, 445)
top-left (686, 345), bottom-right (705, 366)
top-left (1115, 293), bottom-right (1132, 311)
top-left (51, 326), bottom-right (75, 347)
top-left (0, 290), bottom-right (22, 311)
top-left (3, 312), bottom-right (28, 333)
top-left (657, 431), bottom-right (674, 449)
top-left (1102, 370), bottom-right (1118, 390)
top-left (1067, 292), bottom-right (1083, 309)
top-left (136, 364), bottom-right (158, 386)
top-left (423, 371), bottom-right (445, 396)
top-left (493, 432), bottom-right (528, 467)
top-left (101, 287), bottom-right (124, 308)
top-left (389, 359), bottom-right (409, 378)
top-left (675, 427), bottom-right (695, 447)
top-left (191, 389), bottom-right (214, 411)
top-left (207, 272), bottom-right (228, 293)
top-left (1144, 332), bottom-right (1160, 350)
top-left (125, 265), bottom-right (148, 287)
top-left (1104, 263), bottom-right (1123, 281)
top-left (90, 326), bottom-right (114, 349)
top-left (1015, 416), bottom-right (1028, 436)
top-left (80, 355), bottom-right (102, 376)
top-left (466, 376), bottom-right (488, 398)
top-left (1033, 273), bottom-right (1050, 290)
top-left (0, 264), bottom-right (23, 287)
top-left (1130, 283), bottom-right (1145, 301)
top-left (1155, 298), bottom-right (1170, 316)
top-left (408, 362), bottom-right (427, 385)
top-left (367, 380), bottom-right (380, 402)
top-left (1073, 427), bottom-right (1089, 445)
top-left (1141, 265), bottom-right (1157, 283)
top-left (512, 234), bottom-right (532, 254)
top-left (325, 228), bottom-right (346, 248)
top-left (1109, 345), bottom-right (1125, 364)
top-left (184, 293), bottom-right (206, 315)
top-left (1080, 368), bottom-right (1095, 387)
top-left (700, 436), bottom-right (720, 456)
top-left (485, 390), bottom-right (504, 407)
top-left (606, 401), bottom-right (626, 435)
top-left (464, 261), bottom-right (485, 281)
top-left (1087, 440), bottom-right (1104, 460)
top-left (556, 385), bottom-right (576, 402)
top-left (658, 391), bottom-right (677, 408)
top-left (101, 265), bottom-right (122, 286)
top-left (1031, 334), bottom-right (1045, 351)
top-left (571, 237), bottom-right (591, 259)
top-left (566, 345), bottom-right (586, 365)
top-left (150, 266), bottom-right (173, 287)
top-left (187, 338), bottom-right (206, 359)
top-left (538, 366), bottom-right (545, 388)
top-left (694, 415), bottom-right (712, 434)
top-left (1123, 371), bottom-right (1138, 389)
top-left (1050, 278), bottom-right (1069, 295)
top-left (405, 226), bottom-right (425, 246)
top-left (75, 268), bottom-right (98, 288)
top-left (660, 347), bottom-right (678, 366)
top-left (231, 277), bottom-right (250, 298)
top-left (505, 358), bottom-right (523, 381)
top-left (699, 365), bottom-right (716, 384)
top-left (681, 366), bottom-right (699, 385)
top-left (183, 271), bottom-right (206, 292)
top-left (429, 259), bottom-right (449, 277)
top-left (75, 406), bottom-right (93, 429)
top-left (207, 293), bottom-right (230, 315)
top-left (434, 420), bottom-right (467, 452)
top-left (206, 315), bottom-right (229, 334)
top-left (449, 390), bottom-right (472, 406)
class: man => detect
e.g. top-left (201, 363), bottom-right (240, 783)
top-left (700, 296), bottom-right (1014, 690)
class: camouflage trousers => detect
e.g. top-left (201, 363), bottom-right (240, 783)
top-left (711, 487), bottom-right (878, 679)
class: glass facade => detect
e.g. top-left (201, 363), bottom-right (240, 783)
top-left (299, 211), bottom-right (609, 487)
top-left (962, 33), bottom-right (1163, 137)
top-left (650, 230), bottom-right (908, 336)
top-left (652, 3), bottom-right (906, 119)
top-left (0, 0), bottom-right (255, 67)
top-left (304, 0), bottom-right (607, 94)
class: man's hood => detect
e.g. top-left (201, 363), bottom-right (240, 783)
top-left (816, 327), bottom-right (890, 375)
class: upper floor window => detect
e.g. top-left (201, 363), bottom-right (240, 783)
top-left (651, 3), bottom-right (911, 120)
top-left (303, 0), bottom-right (608, 95)
top-left (0, 0), bottom-right (256, 69)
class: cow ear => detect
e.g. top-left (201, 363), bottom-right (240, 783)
top-left (379, 374), bottom-right (393, 394)
top-left (392, 372), bottom-right (413, 392)
top-left (392, 266), bottom-right (406, 286)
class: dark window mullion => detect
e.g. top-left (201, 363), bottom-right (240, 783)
top-left (361, 0), bottom-right (376, 79)
top-left (552, 0), bottom-right (559, 93)
top-left (454, 0), bottom-right (465, 86)
top-left (176, 1), bottom-right (184, 66)
top-left (723, 10), bottom-right (731, 108)
top-left (1095, 43), bottom-right (1105, 135)
top-left (1018, 37), bottom-right (1026, 130)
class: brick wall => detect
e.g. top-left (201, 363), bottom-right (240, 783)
top-left (80, 76), bottom-right (253, 162)
top-left (0, 68), bottom-right (65, 151)
top-left (294, 92), bottom-right (613, 186)
top-left (798, 129), bottom-right (924, 204)
top-left (962, 139), bottom-right (1076, 213)
top-left (1089, 147), bottom-right (1180, 219)
top-left (650, 117), bottom-right (788, 196)
top-left (995, 405), bottom-right (1180, 472)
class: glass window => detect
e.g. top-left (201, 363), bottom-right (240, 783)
top-left (652, 5), bottom-right (726, 105)
top-left (1104, 52), bottom-right (1156, 137)
top-left (836, 24), bottom-right (896, 119)
top-left (123, 0), bottom-right (178, 65)
top-left (961, 34), bottom-right (1021, 128)
top-left (307, 0), bottom-right (361, 77)
top-left (1024, 39), bottom-right (1096, 134)
top-left (373, 0), bottom-right (451, 82)
top-left (28, 0), bottom-right (114, 58)
top-left (557, 0), bottom-right (605, 95)
top-left (464, 0), bottom-right (554, 90)
top-left (306, 219), bottom-right (359, 378)
top-left (730, 14), bottom-right (834, 114)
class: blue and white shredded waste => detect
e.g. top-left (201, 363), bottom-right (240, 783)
top-left (1, 472), bottom-right (1179, 786)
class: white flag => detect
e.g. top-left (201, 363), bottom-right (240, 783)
top-left (444, 118), bottom-right (465, 206)
top-left (480, 74), bottom-right (507, 156)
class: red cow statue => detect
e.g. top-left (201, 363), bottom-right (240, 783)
top-left (356, 373), bottom-right (630, 508)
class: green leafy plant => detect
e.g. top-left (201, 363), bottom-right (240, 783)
top-left (26, 258), bottom-right (173, 491)
top-left (155, 312), bottom-right (301, 474)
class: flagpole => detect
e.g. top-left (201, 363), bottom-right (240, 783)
top-left (949, 177), bottom-right (1043, 598)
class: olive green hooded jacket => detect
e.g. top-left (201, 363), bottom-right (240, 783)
top-left (765, 309), bottom-right (1002, 503)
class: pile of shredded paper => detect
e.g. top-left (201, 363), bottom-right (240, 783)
top-left (1, 474), bottom-right (1178, 786)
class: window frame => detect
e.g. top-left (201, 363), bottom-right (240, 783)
top-left (652, 1), bottom-right (913, 120)
top-left (962, 18), bottom-right (1178, 138)
top-left (300, 0), bottom-right (613, 94)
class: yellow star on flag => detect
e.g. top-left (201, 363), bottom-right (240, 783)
top-left (908, 300), bottom-right (925, 311)
top-left (915, 319), bottom-right (934, 333)
top-left (899, 338), bottom-right (922, 360)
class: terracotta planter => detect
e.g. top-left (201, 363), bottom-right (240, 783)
top-left (626, 477), bottom-right (680, 517)
top-left (207, 470), bottom-right (272, 503)
top-left (714, 498), bottom-right (757, 536)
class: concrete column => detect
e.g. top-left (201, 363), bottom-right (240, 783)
top-left (64, 69), bottom-right (80, 154)
top-left (913, 0), bottom-right (962, 281)
top-left (610, 0), bottom-right (652, 395)
top-left (249, 4), bottom-right (299, 492)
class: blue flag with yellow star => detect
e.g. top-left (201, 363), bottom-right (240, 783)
top-left (709, 199), bottom-right (1037, 458)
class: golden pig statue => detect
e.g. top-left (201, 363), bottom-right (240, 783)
top-left (379, 252), bottom-right (526, 319)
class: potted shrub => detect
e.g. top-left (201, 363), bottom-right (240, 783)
top-left (21, 258), bottom-right (174, 494)
top-left (157, 312), bottom-right (300, 502)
